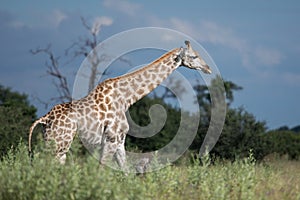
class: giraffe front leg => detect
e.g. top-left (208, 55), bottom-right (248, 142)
top-left (99, 136), bottom-right (128, 173)
top-left (115, 144), bottom-right (129, 175)
top-left (99, 137), bottom-right (117, 166)
top-left (115, 143), bottom-right (126, 169)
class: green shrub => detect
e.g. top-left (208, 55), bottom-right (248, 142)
top-left (0, 143), bottom-right (299, 200)
top-left (0, 85), bottom-right (37, 158)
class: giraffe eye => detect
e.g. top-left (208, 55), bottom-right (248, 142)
top-left (174, 55), bottom-right (181, 63)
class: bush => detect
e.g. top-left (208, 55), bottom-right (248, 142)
top-left (0, 144), bottom-right (300, 200)
top-left (1, 143), bottom-right (299, 200)
top-left (0, 85), bottom-right (37, 158)
top-left (262, 130), bottom-right (300, 160)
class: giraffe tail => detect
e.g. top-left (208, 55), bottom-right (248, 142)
top-left (28, 117), bottom-right (46, 153)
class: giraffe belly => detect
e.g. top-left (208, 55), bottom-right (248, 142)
top-left (77, 119), bottom-right (104, 146)
top-left (80, 132), bottom-right (102, 144)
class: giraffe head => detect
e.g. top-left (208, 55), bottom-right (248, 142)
top-left (180, 41), bottom-right (212, 74)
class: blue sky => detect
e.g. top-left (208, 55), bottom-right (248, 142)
top-left (0, 0), bottom-right (300, 129)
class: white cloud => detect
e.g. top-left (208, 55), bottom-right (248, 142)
top-left (91, 16), bottom-right (113, 35)
top-left (165, 18), bottom-right (284, 70)
top-left (169, 18), bottom-right (199, 38)
top-left (49, 9), bottom-right (68, 27)
top-left (153, 18), bottom-right (249, 60)
top-left (3, 9), bottom-right (68, 29)
top-left (103, 0), bottom-right (141, 16)
top-left (283, 72), bottom-right (300, 86)
top-left (9, 20), bottom-right (25, 29)
top-left (254, 46), bottom-right (283, 66)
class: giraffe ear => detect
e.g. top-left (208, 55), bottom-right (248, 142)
top-left (184, 40), bottom-right (191, 50)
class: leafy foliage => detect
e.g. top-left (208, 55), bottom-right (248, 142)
top-left (0, 144), bottom-right (299, 200)
top-left (125, 77), bottom-right (300, 161)
top-left (0, 85), bottom-right (37, 158)
top-left (126, 97), bottom-right (182, 151)
top-left (211, 108), bottom-right (267, 160)
top-left (262, 130), bottom-right (300, 160)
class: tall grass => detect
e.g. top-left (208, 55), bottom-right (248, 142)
top-left (0, 143), bottom-right (299, 200)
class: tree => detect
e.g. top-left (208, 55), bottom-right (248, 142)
top-left (291, 125), bottom-right (300, 133)
top-left (0, 85), bottom-right (37, 157)
top-left (30, 45), bottom-right (72, 103)
top-left (277, 125), bottom-right (300, 133)
top-left (262, 130), bottom-right (300, 160)
top-left (126, 97), bottom-right (182, 151)
top-left (191, 77), bottom-right (267, 160)
top-left (212, 107), bottom-right (267, 160)
top-left (31, 17), bottom-right (116, 104)
top-left (223, 80), bottom-right (243, 105)
top-left (191, 76), bottom-right (242, 150)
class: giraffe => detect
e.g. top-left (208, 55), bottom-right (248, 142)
top-left (29, 40), bottom-right (212, 168)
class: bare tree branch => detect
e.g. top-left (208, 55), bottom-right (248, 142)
top-left (65, 16), bottom-right (130, 92)
top-left (31, 16), bottom-right (131, 105)
top-left (30, 45), bottom-right (72, 103)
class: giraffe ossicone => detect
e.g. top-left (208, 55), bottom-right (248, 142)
top-left (29, 40), bottom-right (212, 169)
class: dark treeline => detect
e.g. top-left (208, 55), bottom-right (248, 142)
top-left (0, 81), bottom-right (299, 161)
top-left (127, 76), bottom-right (300, 161)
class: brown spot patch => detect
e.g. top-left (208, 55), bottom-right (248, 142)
top-left (99, 112), bottom-right (105, 120)
top-left (93, 105), bottom-right (99, 111)
top-left (136, 75), bottom-right (143, 82)
top-left (131, 82), bottom-right (138, 91)
top-left (113, 81), bottom-right (118, 88)
top-left (90, 111), bottom-right (98, 119)
top-left (143, 71), bottom-right (150, 78)
top-left (99, 103), bottom-right (107, 112)
top-left (59, 121), bottom-right (65, 126)
top-left (106, 112), bottom-right (114, 119)
top-left (85, 107), bottom-right (91, 114)
top-left (111, 91), bottom-right (119, 99)
top-left (107, 103), bottom-right (112, 110)
top-left (148, 84), bottom-right (155, 91)
top-left (152, 49), bottom-right (178, 65)
top-left (106, 85), bottom-right (113, 90)
top-left (119, 87), bottom-right (127, 93)
top-left (137, 89), bottom-right (144, 95)
top-left (65, 123), bottom-right (71, 128)
top-left (124, 90), bottom-right (131, 98)
top-left (103, 89), bottom-right (110, 95)
top-left (166, 61), bottom-right (173, 66)
top-left (120, 133), bottom-right (125, 141)
top-left (98, 85), bottom-right (104, 91)
top-left (119, 81), bottom-right (128, 87)
top-left (159, 73), bottom-right (166, 79)
top-left (114, 102), bottom-right (120, 110)
top-left (133, 95), bottom-right (138, 102)
top-left (105, 97), bottom-right (110, 104)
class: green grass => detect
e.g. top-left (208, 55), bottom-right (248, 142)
top-left (0, 144), bottom-right (299, 200)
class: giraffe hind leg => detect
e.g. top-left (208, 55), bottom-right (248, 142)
top-left (55, 133), bottom-right (76, 165)
top-left (56, 153), bottom-right (67, 164)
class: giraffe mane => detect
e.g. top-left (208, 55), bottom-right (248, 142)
top-left (109, 48), bottom-right (180, 82)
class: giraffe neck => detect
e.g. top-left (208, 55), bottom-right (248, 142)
top-left (113, 48), bottom-right (182, 110)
